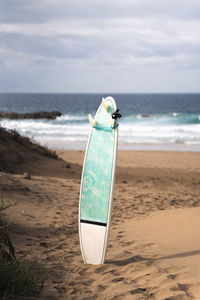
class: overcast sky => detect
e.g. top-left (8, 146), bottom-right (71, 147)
top-left (0, 0), bottom-right (200, 93)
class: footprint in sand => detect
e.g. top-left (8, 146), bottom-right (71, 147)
top-left (112, 277), bottom-right (124, 283)
top-left (95, 265), bottom-right (109, 274)
top-left (97, 284), bottom-right (107, 292)
top-left (167, 274), bottom-right (177, 280)
top-left (170, 283), bottom-right (193, 299)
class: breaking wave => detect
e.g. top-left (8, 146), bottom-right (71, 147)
top-left (1, 112), bottom-right (200, 150)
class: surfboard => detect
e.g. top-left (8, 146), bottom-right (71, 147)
top-left (79, 96), bottom-right (121, 265)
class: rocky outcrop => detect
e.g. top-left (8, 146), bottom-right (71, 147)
top-left (0, 111), bottom-right (62, 119)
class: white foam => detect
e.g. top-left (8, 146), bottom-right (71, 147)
top-left (1, 116), bottom-right (200, 149)
top-left (56, 114), bottom-right (87, 121)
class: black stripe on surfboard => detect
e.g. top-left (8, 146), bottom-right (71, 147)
top-left (80, 219), bottom-right (107, 227)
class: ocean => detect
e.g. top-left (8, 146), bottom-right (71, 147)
top-left (0, 93), bottom-right (200, 151)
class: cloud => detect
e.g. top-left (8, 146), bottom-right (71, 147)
top-left (0, 0), bottom-right (199, 92)
top-left (1, 0), bottom-right (200, 22)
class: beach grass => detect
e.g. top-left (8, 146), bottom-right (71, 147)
top-left (0, 197), bottom-right (45, 299)
top-left (0, 126), bottom-right (59, 161)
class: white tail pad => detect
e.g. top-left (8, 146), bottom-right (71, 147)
top-left (80, 223), bottom-right (106, 264)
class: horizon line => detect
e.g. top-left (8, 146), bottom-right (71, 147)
top-left (0, 92), bottom-right (200, 95)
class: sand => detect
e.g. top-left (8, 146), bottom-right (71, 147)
top-left (1, 150), bottom-right (200, 299)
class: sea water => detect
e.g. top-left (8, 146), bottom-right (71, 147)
top-left (0, 93), bottom-right (200, 151)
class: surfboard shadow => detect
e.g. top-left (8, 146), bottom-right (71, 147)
top-left (107, 249), bottom-right (200, 267)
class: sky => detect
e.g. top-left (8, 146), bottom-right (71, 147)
top-left (0, 0), bottom-right (200, 93)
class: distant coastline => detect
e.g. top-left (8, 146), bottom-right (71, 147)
top-left (0, 111), bottom-right (62, 120)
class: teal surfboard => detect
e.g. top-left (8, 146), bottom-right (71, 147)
top-left (79, 96), bottom-right (120, 265)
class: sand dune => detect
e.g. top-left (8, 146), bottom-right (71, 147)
top-left (1, 150), bottom-right (200, 299)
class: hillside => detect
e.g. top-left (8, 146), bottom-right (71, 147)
top-left (0, 127), bottom-right (81, 178)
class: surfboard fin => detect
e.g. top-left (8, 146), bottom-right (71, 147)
top-left (88, 114), bottom-right (96, 127)
top-left (110, 119), bottom-right (115, 128)
top-left (102, 98), bottom-right (109, 112)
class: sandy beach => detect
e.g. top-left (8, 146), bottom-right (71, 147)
top-left (1, 149), bottom-right (200, 299)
